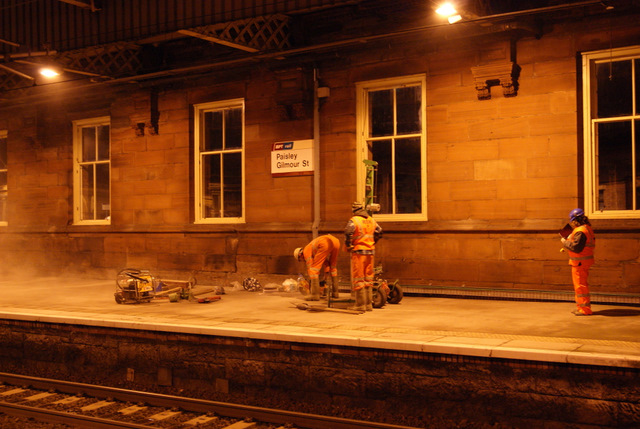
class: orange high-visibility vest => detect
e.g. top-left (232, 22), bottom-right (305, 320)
top-left (350, 216), bottom-right (377, 251)
top-left (568, 225), bottom-right (595, 266)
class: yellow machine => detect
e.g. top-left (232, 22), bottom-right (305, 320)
top-left (114, 268), bottom-right (196, 304)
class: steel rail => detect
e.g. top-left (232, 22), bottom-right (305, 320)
top-left (0, 372), bottom-right (421, 429)
top-left (0, 402), bottom-right (154, 429)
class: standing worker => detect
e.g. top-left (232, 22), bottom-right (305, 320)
top-left (293, 234), bottom-right (340, 301)
top-left (345, 202), bottom-right (382, 311)
top-left (560, 208), bottom-right (595, 316)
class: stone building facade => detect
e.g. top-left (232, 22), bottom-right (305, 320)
top-left (0, 0), bottom-right (639, 294)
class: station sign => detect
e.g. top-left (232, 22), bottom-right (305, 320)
top-left (271, 139), bottom-right (314, 177)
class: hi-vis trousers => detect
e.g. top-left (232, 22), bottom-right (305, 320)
top-left (350, 253), bottom-right (373, 291)
top-left (571, 261), bottom-right (593, 315)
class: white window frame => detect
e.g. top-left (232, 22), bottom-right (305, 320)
top-left (72, 116), bottom-right (111, 225)
top-left (582, 45), bottom-right (640, 219)
top-left (0, 130), bottom-right (7, 226)
top-left (356, 74), bottom-right (428, 221)
top-left (193, 99), bottom-right (245, 224)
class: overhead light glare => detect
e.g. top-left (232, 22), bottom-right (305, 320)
top-left (447, 14), bottom-right (462, 24)
top-left (40, 68), bottom-right (60, 77)
top-left (436, 3), bottom-right (458, 17)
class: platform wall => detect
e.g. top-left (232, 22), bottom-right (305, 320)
top-left (1, 319), bottom-right (639, 427)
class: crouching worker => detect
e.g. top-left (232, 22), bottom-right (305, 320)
top-left (293, 234), bottom-right (340, 301)
top-left (560, 208), bottom-right (595, 316)
top-left (345, 202), bottom-right (382, 311)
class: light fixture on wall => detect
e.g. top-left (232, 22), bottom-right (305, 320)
top-left (39, 67), bottom-right (60, 77)
top-left (436, 2), bottom-right (462, 24)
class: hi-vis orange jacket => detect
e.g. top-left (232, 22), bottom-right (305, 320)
top-left (348, 215), bottom-right (380, 252)
top-left (567, 224), bottom-right (595, 266)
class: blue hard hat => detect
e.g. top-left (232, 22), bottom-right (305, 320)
top-left (569, 208), bottom-right (584, 221)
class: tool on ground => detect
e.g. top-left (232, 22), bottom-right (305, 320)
top-left (197, 296), bottom-right (221, 304)
top-left (292, 301), bottom-right (364, 314)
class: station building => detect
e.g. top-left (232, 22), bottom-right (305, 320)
top-left (1, 0), bottom-right (639, 296)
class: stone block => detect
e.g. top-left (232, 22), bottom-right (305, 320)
top-left (497, 93), bottom-right (551, 117)
top-left (450, 180), bottom-right (497, 200)
top-left (596, 238), bottom-right (640, 261)
top-left (469, 199), bottom-right (527, 220)
top-left (497, 177), bottom-right (574, 200)
top-left (530, 112), bottom-right (576, 136)
top-left (429, 161), bottom-right (474, 183)
top-left (475, 159), bottom-right (527, 181)
top-left (477, 260), bottom-right (545, 285)
top-left (470, 117), bottom-right (530, 140)
top-left (428, 200), bottom-right (472, 220)
top-left (447, 140), bottom-right (499, 162)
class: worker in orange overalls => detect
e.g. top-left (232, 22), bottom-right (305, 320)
top-left (345, 201), bottom-right (382, 311)
top-left (293, 234), bottom-right (340, 301)
top-left (560, 208), bottom-right (595, 316)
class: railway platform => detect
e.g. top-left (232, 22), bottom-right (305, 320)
top-left (1, 275), bottom-right (640, 369)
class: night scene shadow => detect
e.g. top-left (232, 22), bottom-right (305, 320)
top-left (592, 309), bottom-right (640, 317)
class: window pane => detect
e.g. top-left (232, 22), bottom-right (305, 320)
top-left (369, 89), bottom-right (393, 137)
top-left (203, 153), bottom-right (221, 218)
top-left (596, 60), bottom-right (632, 118)
top-left (203, 111), bottom-right (223, 151)
top-left (396, 86), bottom-right (421, 135)
top-left (0, 136), bottom-right (6, 169)
top-left (0, 171), bottom-right (6, 223)
top-left (96, 163), bottom-right (110, 219)
top-left (596, 121), bottom-right (632, 210)
top-left (97, 125), bottom-right (110, 161)
top-left (223, 152), bottom-right (242, 217)
top-left (81, 165), bottom-right (95, 220)
top-left (395, 137), bottom-right (422, 213)
top-left (370, 139), bottom-right (392, 214)
top-left (636, 59), bottom-right (640, 115)
top-left (225, 108), bottom-right (243, 149)
top-left (636, 119), bottom-right (640, 208)
top-left (82, 127), bottom-right (96, 162)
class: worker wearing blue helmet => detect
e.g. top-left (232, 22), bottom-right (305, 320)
top-left (560, 208), bottom-right (595, 316)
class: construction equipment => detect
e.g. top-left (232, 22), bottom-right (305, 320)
top-left (372, 265), bottom-right (403, 307)
top-left (114, 268), bottom-right (196, 304)
top-left (363, 159), bottom-right (380, 215)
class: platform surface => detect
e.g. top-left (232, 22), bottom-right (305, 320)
top-left (1, 276), bottom-right (640, 369)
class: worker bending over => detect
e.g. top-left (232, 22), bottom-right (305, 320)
top-left (345, 202), bottom-right (382, 311)
top-left (294, 234), bottom-right (340, 301)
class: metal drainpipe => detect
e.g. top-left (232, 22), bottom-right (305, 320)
top-left (312, 68), bottom-right (320, 239)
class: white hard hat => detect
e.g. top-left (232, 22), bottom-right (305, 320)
top-left (352, 201), bottom-right (364, 212)
top-left (293, 247), bottom-right (303, 260)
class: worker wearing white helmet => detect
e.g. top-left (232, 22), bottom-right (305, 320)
top-left (293, 234), bottom-right (340, 301)
top-left (344, 201), bottom-right (382, 311)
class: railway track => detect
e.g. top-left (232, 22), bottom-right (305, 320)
top-left (0, 372), bottom-right (420, 429)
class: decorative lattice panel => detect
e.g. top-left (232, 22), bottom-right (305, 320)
top-left (0, 71), bottom-right (32, 93)
top-left (56, 42), bottom-right (143, 78)
top-left (179, 14), bottom-right (291, 53)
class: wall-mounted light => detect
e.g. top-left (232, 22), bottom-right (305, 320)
top-left (39, 67), bottom-right (60, 77)
top-left (436, 2), bottom-right (462, 24)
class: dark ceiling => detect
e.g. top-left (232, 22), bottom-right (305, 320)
top-left (0, 0), bottom-right (636, 97)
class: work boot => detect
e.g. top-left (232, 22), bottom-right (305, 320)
top-left (365, 287), bottom-right (373, 311)
top-left (330, 276), bottom-right (340, 299)
top-left (348, 288), bottom-right (366, 311)
top-left (305, 278), bottom-right (320, 301)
